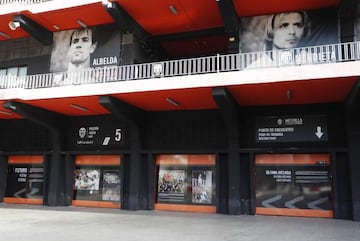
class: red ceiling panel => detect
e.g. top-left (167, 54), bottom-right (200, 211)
top-left (227, 77), bottom-right (357, 106)
top-left (112, 88), bottom-right (218, 111)
top-left (0, 76), bottom-right (358, 120)
top-left (22, 96), bottom-right (110, 116)
top-left (31, 3), bottom-right (114, 32)
top-left (116, 0), bottom-right (223, 35)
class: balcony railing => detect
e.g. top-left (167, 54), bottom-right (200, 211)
top-left (0, 0), bottom-right (51, 5)
top-left (1, 41), bottom-right (360, 90)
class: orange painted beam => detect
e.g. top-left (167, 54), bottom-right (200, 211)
top-left (75, 155), bottom-right (121, 165)
top-left (256, 207), bottom-right (333, 218)
top-left (154, 203), bottom-right (216, 213)
top-left (72, 200), bottom-right (121, 209)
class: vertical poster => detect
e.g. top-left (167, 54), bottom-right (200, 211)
top-left (255, 154), bottom-right (333, 218)
top-left (191, 170), bottom-right (212, 204)
top-left (240, 8), bottom-right (339, 67)
top-left (157, 169), bottom-right (186, 203)
top-left (102, 170), bottom-right (121, 201)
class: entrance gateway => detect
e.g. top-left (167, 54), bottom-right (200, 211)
top-left (255, 154), bottom-right (333, 218)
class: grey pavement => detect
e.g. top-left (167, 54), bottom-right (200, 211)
top-left (0, 203), bottom-right (359, 241)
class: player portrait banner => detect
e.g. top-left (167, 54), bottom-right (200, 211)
top-left (50, 24), bottom-right (121, 73)
top-left (241, 8), bottom-right (339, 53)
top-left (356, 3), bottom-right (360, 41)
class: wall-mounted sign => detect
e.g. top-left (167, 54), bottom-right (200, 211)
top-left (256, 115), bottom-right (328, 142)
top-left (75, 125), bottom-right (125, 147)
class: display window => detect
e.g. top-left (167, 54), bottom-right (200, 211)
top-left (255, 154), bottom-right (333, 218)
top-left (4, 156), bottom-right (44, 205)
top-left (72, 155), bottom-right (121, 208)
top-left (155, 154), bottom-right (216, 213)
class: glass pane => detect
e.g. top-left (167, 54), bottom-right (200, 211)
top-left (18, 66), bottom-right (27, 76)
top-left (7, 67), bottom-right (18, 76)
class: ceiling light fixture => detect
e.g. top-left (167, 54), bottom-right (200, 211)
top-left (70, 104), bottom-right (88, 112)
top-left (286, 89), bottom-right (292, 102)
top-left (0, 110), bottom-right (12, 115)
top-left (0, 31), bottom-right (10, 39)
top-left (228, 36), bottom-right (236, 42)
top-left (53, 25), bottom-right (60, 30)
top-left (8, 21), bottom-right (20, 31)
top-left (166, 97), bottom-right (179, 107)
top-left (8, 105), bottom-right (16, 110)
top-left (76, 19), bottom-right (87, 28)
top-left (169, 5), bottom-right (178, 15)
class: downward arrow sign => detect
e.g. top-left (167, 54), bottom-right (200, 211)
top-left (315, 126), bottom-right (324, 139)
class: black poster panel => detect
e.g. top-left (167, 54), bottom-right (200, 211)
top-left (5, 164), bottom-right (44, 199)
top-left (256, 164), bottom-right (331, 210)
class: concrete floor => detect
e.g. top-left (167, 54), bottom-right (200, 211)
top-left (0, 204), bottom-right (359, 241)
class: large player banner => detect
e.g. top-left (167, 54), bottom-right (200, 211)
top-left (50, 24), bottom-right (121, 73)
top-left (255, 154), bottom-right (333, 218)
top-left (241, 8), bottom-right (338, 53)
top-left (356, 3), bottom-right (360, 41)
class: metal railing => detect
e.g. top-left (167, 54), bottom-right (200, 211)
top-left (0, 0), bottom-right (51, 5)
top-left (1, 41), bottom-right (360, 90)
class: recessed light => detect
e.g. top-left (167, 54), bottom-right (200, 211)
top-left (166, 98), bottom-right (179, 107)
top-left (169, 5), bottom-right (178, 15)
top-left (0, 31), bottom-right (10, 39)
top-left (0, 110), bottom-right (12, 115)
top-left (70, 104), bottom-right (88, 112)
top-left (76, 19), bottom-right (87, 28)
top-left (228, 36), bottom-right (236, 42)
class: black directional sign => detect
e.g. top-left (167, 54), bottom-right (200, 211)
top-left (256, 115), bottom-right (328, 142)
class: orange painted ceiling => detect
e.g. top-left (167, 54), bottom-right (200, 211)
top-left (0, 76), bottom-right (357, 120)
